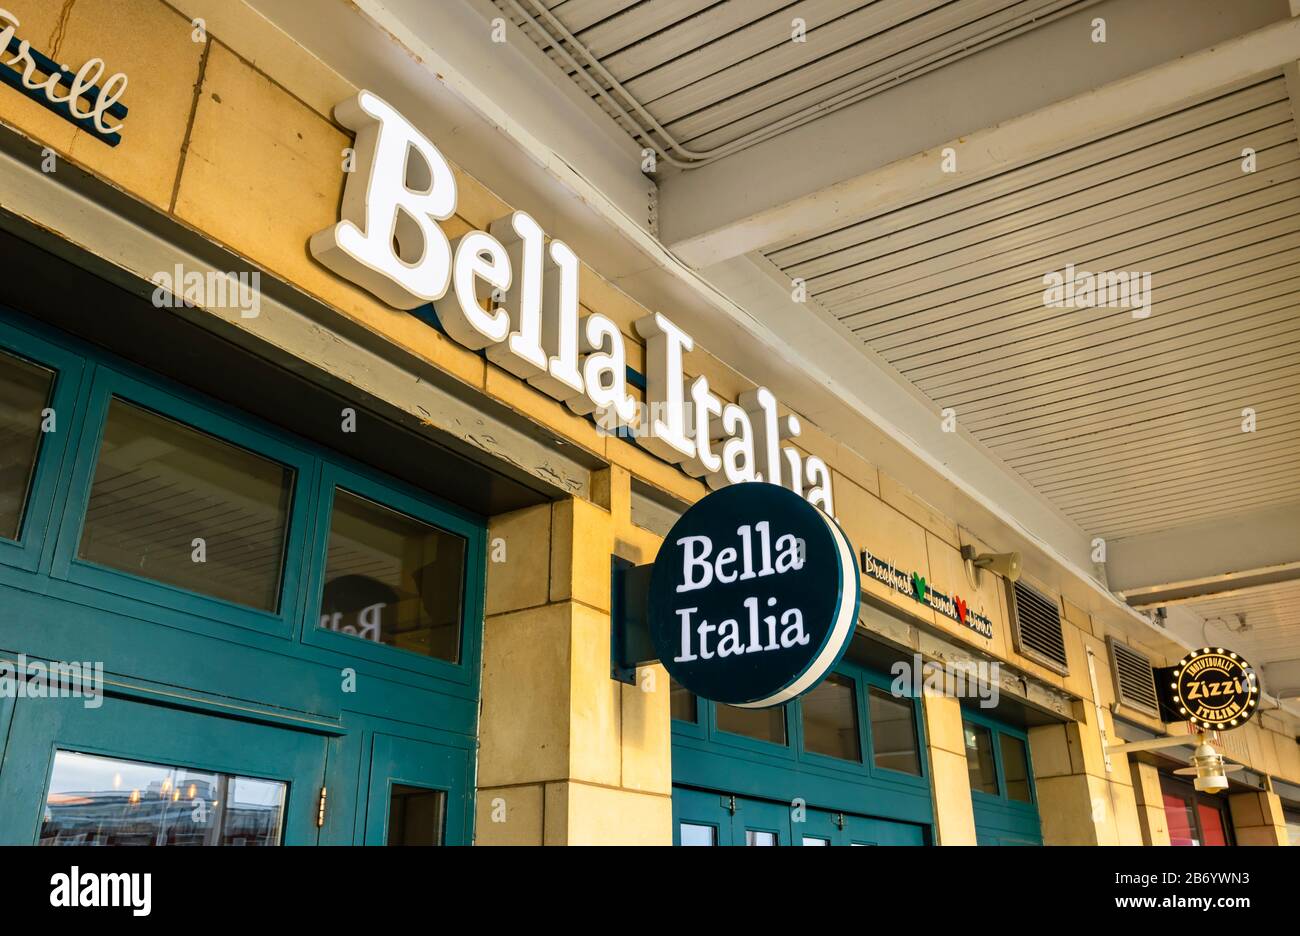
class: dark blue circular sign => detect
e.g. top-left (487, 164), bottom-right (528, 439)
top-left (649, 483), bottom-right (859, 708)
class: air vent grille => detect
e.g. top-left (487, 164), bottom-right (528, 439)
top-left (1108, 638), bottom-right (1160, 717)
top-left (1009, 580), bottom-right (1068, 674)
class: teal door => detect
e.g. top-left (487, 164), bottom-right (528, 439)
top-left (0, 693), bottom-right (329, 845)
top-left (961, 709), bottom-right (1043, 846)
top-left (671, 659), bottom-right (935, 844)
top-left (673, 788), bottom-right (925, 846)
top-left (673, 787), bottom-right (733, 845)
top-left (840, 812), bottom-right (926, 845)
top-left (0, 310), bottom-right (489, 845)
top-left (362, 733), bottom-right (471, 845)
top-left (798, 807), bottom-right (926, 845)
top-left (734, 797), bottom-right (789, 846)
top-left (797, 807), bottom-right (841, 846)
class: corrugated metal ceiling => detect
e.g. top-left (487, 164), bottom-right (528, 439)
top-left (1180, 580), bottom-right (1300, 676)
top-left (764, 75), bottom-right (1300, 543)
top-left (497, 0), bottom-right (1097, 165)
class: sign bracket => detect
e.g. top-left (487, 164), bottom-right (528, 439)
top-left (610, 557), bottom-right (659, 685)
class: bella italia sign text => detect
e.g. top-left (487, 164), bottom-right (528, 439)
top-left (311, 91), bottom-right (833, 513)
top-left (648, 483), bottom-right (858, 708)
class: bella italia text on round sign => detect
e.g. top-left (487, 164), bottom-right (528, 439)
top-left (648, 483), bottom-right (859, 709)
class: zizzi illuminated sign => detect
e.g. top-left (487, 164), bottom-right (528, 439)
top-left (310, 91), bottom-right (833, 513)
top-left (648, 483), bottom-right (858, 708)
top-left (860, 548), bottom-right (993, 639)
top-left (1162, 647), bottom-right (1259, 730)
top-left (0, 8), bottom-right (129, 146)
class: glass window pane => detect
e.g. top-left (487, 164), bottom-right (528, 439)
top-left (387, 784), bottom-right (446, 846)
top-left (716, 703), bottom-right (787, 745)
top-left (320, 489), bottom-right (466, 662)
top-left (40, 750), bottom-right (285, 846)
top-left (963, 722), bottom-right (998, 795)
top-left (868, 687), bottom-right (920, 775)
top-left (745, 829), bottom-right (777, 846)
top-left (679, 822), bottom-right (715, 846)
top-left (802, 673), bottom-right (860, 761)
top-left (999, 734), bottom-right (1032, 802)
top-left (0, 349), bottom-right (55, 541)
top-left (78, 398), bottom-right (292, 611)
top-left (802, 836), bottom-right (830, 846)
top-left (669, 678), bottom-right (697, 723)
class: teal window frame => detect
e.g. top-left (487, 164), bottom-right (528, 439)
top-left (0, 310), bottom-right (486, 693)
top-left (300, 462), bottom-right (486, 685)
top-left (961, 707), bottom-right (1043, 846)
top-left (49, 365), bottom-right (316, 638)
top-left (671, 659), bottom-right (933, 830)
top-left (0, 320), bottom-right (88, 573)
top-left (677, 662), bottom-right (928, 784)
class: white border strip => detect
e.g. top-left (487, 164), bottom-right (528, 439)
top-left (735, 510), bottom-right (859, 708)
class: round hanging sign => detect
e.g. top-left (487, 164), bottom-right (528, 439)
top-left (648, 482), bottom-right (859, 708)
top-left (1170, 647), bottom-right (1259, 730)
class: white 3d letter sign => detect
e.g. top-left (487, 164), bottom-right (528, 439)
top-left (311, 91), bottom-right (833, 516)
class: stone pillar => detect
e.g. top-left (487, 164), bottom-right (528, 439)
top-left (922, 690), bottom-right (978, 844)
top-left (475, 469), bottom-right (672, 844)
top-left (1028, 704), bottom-right (1144, 845)
top-left (1229, 790), bottom-right (1288, 845)
top-left (1130, 761), bottom-right (1171, 845)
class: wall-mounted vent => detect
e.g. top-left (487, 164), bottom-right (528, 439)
top-left (1008, 580), bottom-right (1068, 674)
top-left (1107, 637), bottom-right (1160, 717)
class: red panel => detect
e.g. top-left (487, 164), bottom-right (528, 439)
top-left (1163, 792), bottom-right (1197, 846)
top-left (1197, 802), bottom-right (1228, 846)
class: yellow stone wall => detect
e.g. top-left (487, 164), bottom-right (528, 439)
top-left (922, 690), bottom-right (978, 845)
top-left (1131, 762), bottom-right (1172, 846)
top-left (476, 469), bottom-right (672, 844)
top-left (2, 0), bottom-right (1297, 844)
top-left (1229, 790), bottom-right (1289, 846)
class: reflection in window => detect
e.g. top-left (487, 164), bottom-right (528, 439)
top-left (802, 673), bottom-right (860, 761)
top-left (745, 829), bottom-right (777, 846)
top-left (40, 750), bottom-right (285, 846)
top-left (999, 734), bottom-right (1032, 802)
top-left (78, 399), bottom-right (292, 611)
top-left (669, 677), bottom-right (697, 723)
top-left (680, 822), bottom-right (716, 846)
top-left (319, 489), bottom-right (466, 662)
top-left (387, 784), bottom-right (446, 846)
top-left (0, 349), bottom-right (54, 541)
top-left (716, 703), bottom-right (786, 745)
top-left (868, 688), bottom-right (920, 775)
top-left (964, 722), bottom-right (998, 795)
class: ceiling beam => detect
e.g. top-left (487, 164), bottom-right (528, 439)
top-left (663, 3), bottom-right (1300, 268)
top-left (1109, 503), bottom-right (1300, 603)
top-left (1262, 659), bottom-right (1300, 699)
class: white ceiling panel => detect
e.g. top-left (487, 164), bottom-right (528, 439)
top-left (496, 0), bottom-right (1096, 164)
top-left (763, 76), bottom-right (1300, 543)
